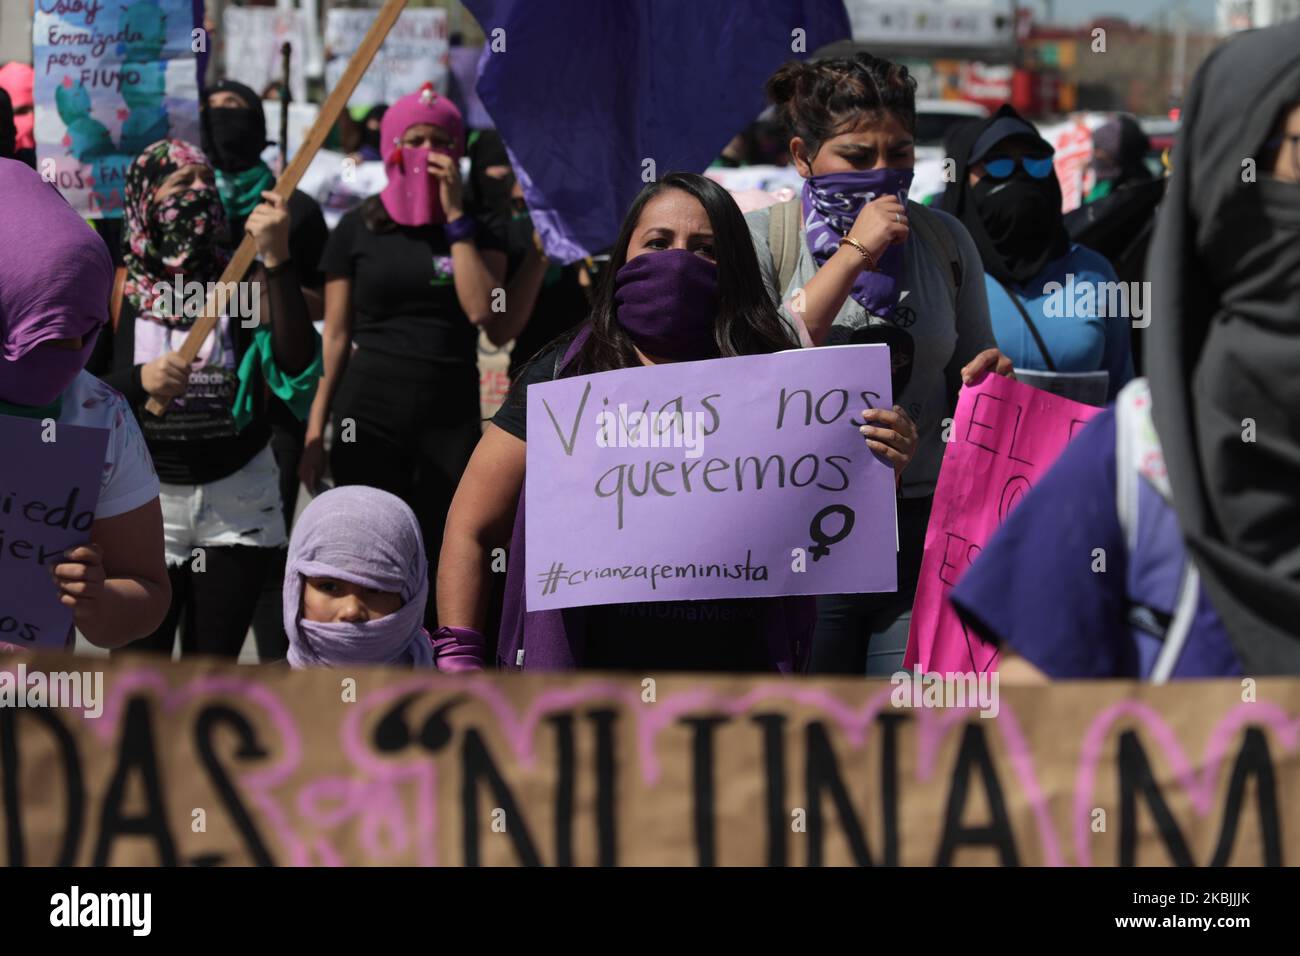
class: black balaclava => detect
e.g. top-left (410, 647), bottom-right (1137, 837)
top-left (940, 104), bottom-right (1069, 286)
top-left (1146, 19), bottom-right (1300, 673)
top-left (466, 128), bottom-right (516, 220)
top-left (0, 88), bottom-right (14, 159)
top-left (361, 104), bottom-right (387, 152)
top-left (201, 79), bottom-right (269, 172)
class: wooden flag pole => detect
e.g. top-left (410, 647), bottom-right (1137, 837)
top-left (146, 0), bottom-right (408, 417)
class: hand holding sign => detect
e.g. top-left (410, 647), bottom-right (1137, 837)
top-left (0, 415), bottom-right (108, 649)
top-left (525, 345), bottom-right (898, 610)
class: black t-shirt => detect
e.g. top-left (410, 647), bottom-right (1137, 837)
top-left (318, 202), bottom-right (506, 365)
top-left (87, 302), bottom-right (271, 485)
top-left (495, 339), bottom-right (773, 672)
top-left (492, 338), bottom-right (564, 440)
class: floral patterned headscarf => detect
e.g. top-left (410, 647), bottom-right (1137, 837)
top-left (122, 139), bottom-right (230, 326)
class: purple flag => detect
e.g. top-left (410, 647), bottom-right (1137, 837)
top-left (0, 415), bottom-right (108, 649)
top-left (462, 0), bottom-right (851, 262)
top-left (525, 346), bottom-right (897, 611)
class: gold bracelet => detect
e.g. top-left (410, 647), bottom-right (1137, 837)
top-left (838, 236), bottom-right (877, 271)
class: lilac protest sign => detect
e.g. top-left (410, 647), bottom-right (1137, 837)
top-left (525, 346), bottom-right (897, 611)
top-left (0, 415), bottom-right (108, 649)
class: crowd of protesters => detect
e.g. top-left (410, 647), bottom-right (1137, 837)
top-left (2, 17), bottom-right (1297, 680)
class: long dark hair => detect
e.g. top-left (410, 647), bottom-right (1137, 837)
top-left (561, 171), bottom-right (794, 376)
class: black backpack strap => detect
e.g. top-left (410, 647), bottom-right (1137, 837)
top-left (994, 279), bottom-right (1057, 372)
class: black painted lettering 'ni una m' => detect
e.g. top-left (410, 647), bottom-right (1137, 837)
top-left (1118, 730), bottom-right (1195, 866)
top-left (461, 727), bottom-right (542, 866)
top-left (681, 714), bottom-right (729, 867)
top-left (752, 713), bottom-right (788, 867)
top-left (804, 721), bottom-right (874, 866)
top-left (934, 722), bottom-right (1018, 866)
top-left (92, 696), bottom-right (178, 866)
top-left (0, 707), bottom-right (84, 866)
top-left (1208, 727), bottom-right (1281, 866)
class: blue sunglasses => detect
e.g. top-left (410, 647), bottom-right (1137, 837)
top-left (982, 155), bottom-right (1055, 179)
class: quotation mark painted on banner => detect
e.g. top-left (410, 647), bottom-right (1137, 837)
top-left (192, 28), bottom-right (207, 53)
top-left (492, 808), bottom-right (507, 833)
top-left (1091, 27), bottom-right (1106, 53)
top-left (1091, 547), bottom-right (1106, 573)
top-left (790, 547), bottom-right (806, 573)
top-left (641, 678), bottom-right (656, 703)
top-left (489, 28), bottom-right (506, 53)
top-left (1091, 807), bottom-right (1106, 833)
top-left (341, 677), bottom-right (357, 703)
top-left (1242, 158), bottom-right (1256, 183)
top-left (491, 548), bottom-right (507, 573)
top-left (192, 808), bottom-right (206, 833)
top-left (340, 418), bottom-right (356, 443)
top-left (1242, 678), bottom-right (1256, 703)
top-left (41, 419), bottom-right (56, 443)
top-left (641, 158), bottom-right (657, 183)
top-left (1241, 418), bottom-right (1256, 443)
top-left (190, 547), bottom-right (206, 573)
top-left (790, 27), bottom-right (806, 53)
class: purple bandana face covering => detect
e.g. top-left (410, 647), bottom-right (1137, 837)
top-left (614, 248), bottom-right (720, 361)
top-left (802, 167), bottom-right (914, 317)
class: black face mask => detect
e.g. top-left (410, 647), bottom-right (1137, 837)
top-left (970, 174), bottom-right (1068, 285)
top-left (202, 107), bottom-right (267, 172)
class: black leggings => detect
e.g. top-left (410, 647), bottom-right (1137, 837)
top-left (810, 495), bottom-right (933, 675)
top-left (120, 546), bottom-right (276, 659)
top-left (329, 350), bottom-right (482, 630)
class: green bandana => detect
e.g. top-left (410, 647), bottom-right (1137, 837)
top-left (216, 163), bottom-right (276, 223)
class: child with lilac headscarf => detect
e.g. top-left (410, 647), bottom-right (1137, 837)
top-left (284, 485), bottom-right (485, 670)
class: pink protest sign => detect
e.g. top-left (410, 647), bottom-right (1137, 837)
top-left (525, 346), bottom-right (897, 611)
top-left (0, 415), bottom-right (108, 649)
top-left (905, 373), bottom-right (1100, 674)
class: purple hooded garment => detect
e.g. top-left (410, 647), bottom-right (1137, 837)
top-left (0, 157), bottom-right (112, 406)
top-left (495, 328), bottom-right (816, 672)
top-left (285, 485), bottom-right (435, 669)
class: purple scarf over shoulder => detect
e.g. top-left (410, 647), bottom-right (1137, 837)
top-left (801, 168), bottom-right (913, 318)
top-left (285, 486), bottom-right (434, 669)
top-left (496, 329), bottom-right (815, 672)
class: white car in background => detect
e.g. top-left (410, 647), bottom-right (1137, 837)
top-left (910, 99), bottom-right (990, 205)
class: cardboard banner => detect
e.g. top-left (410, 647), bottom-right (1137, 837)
top-left (324, 7), bottom-right (448, 108)
top-left (0, 417), bottom-right (108, 649)
top-left (906, 374), bottom-right (1101, 674)
top-left (33, 0), bottom-right (203, 217)
top-left (221, 7), bottom-right (308, 106)
top-left (525, 346), bottom-right (897, 611)
top-left (2, 651), bottom-right (1296, 866)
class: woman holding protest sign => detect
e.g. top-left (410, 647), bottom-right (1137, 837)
top-left (951, 20), bottom-right (1300, 679)
top-left (301, 84), bottom-right (537, 627)
top-left (0, 158), bottom-right (169, 649)
top-left (437, 171), bottom-right (918, 673)
top-left (745, 52), bottom-right (1012, 676)
top-left (86, 139), bottom-right (321, 659)
top-left (940, 105), bottom-right (1134, 405)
